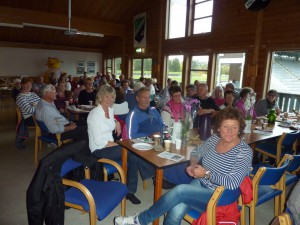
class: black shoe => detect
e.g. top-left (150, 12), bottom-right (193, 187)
top-left (153, 177), bottom-right (176, 190)
top-left (126, 193), bottom-right (141, 204)
top-left (16, 143), bottom-right (26, 149)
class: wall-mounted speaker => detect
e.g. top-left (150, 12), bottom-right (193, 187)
top-left (245, 0), bottom-right (271, 10)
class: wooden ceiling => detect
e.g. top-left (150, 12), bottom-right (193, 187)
top-left (0, 0), bottom-right (149, 51)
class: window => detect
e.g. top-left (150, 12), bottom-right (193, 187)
top-left (166, 0), bottom-right (213, 39)
top-left (215, 53), bottom-right (245, 88)
top-left (105, 59), bottom-right (112, 73)
top-left (270, 51), bottom-right (300, 95)
top-left (167, 0), bottom-right (187, 39)
top-left (193, 0), bottom-right (213, 34)
top-left (114, 57), bottom-right (122, 75)
top-left (166, 55), bottom-right (184, 84)
top-left (132, 58), bottom-right (152, 79)
top-left (190, 55), bottom-right (209, 84)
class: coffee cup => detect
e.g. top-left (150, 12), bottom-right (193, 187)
top-left (65, 101), bottom-right (69, 107)
top-left (175, 139), bottom-right (182, 150)
top-left (153, 134), bottom-right (161, 146)
top-left (164, 140), bottom-right (172, 151)
top-left (89, 100), bottom-right (93, 106)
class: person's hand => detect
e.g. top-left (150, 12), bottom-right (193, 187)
top-left (193, 165), bottom-right (207, 178)
top-left (114, 121), bottom-right (122, 136)
top-left (59, 108), bottom-right (65, 113)
top-left (68, 122), bottom-right (77, 130)
top-left (186, 165), bottom-right (195, 177)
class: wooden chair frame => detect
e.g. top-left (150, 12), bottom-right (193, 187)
top-left (247, 155), bottom-right (293, 225)
top-left (183, 186), bottom-right (245, 225)
top-left (62, 158), bottom-right (127, 225)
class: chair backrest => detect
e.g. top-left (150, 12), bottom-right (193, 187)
top-left (16, 107), bottom-right (22, 124)
top-left (258, 155), bottom-right (292, 186)
top-left (60, 158), bottom-right (82, 177)
top-left (35, 119), bottom-right (50, 133)
top-left (217, 187), bottom-right (241, 206)
top-left (281, 131), bottom-right (300, 148)
top-left (287, 154), bottom-right (300, 173)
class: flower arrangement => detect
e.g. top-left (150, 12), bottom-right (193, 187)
top-left (181, 98), bottom-right (199, 142)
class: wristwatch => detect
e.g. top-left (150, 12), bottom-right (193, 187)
top-left (204, 170), bottom-right (211, 180)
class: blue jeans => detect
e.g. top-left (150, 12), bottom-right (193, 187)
top-left (92, 145), bottom-right (155, 193)
top-left (138, 179), bottom-right (214, 225)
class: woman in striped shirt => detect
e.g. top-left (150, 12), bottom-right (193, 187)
top-left (115, 107), bottom-right (253, 225)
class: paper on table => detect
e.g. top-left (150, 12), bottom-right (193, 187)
top-left (157, 152), bottom-right (185, 162)
top-left (253, 130), bottom-right (272, 135)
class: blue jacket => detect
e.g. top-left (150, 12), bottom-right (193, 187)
top-left (126, 106), bottom-right (163, 139)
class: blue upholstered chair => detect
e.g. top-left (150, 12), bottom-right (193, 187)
top-left (184, 186), bottom-right (244, 225)
top-left (255, 131), bottom-right (299, 165)
top-left (33, 118), bottom-right (72, 165)
top-left (61, 158), bottom-right (128, 225)
top-left (247, 154), bottom-right (293, 225)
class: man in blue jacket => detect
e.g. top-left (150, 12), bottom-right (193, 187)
top-left (126, 87), bottom-right (163, 138)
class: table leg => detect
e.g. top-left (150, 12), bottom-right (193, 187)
top-left (153, 168), bottom-right (163, 225)
top-left (121, 147), bottom-right (128, 181)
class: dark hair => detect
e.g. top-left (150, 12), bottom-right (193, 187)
top-left (21, 77), bottom-right (33, 84)
top-left (186, 84), bottom-right (196, 91)
top-left (168, 86), bottom-right (182, 96)
top-left (239, 87), bottom-right (252, 98)
top-left (170, 80), bottom-right (179, 86)
top-left (115, 87), bottom-right (125, 104)
top-left (224, 90), bottom-right (234, 98)
top-left (267, 89), bottom-right (278, 96)
top-left (213, 107), bottom-right (246, 137)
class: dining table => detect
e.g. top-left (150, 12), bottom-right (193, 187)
top-left (66, 105), bottom-right (94, 120)
top-left (117, 121), bottom-right (296, 225)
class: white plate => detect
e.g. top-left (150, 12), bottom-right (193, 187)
top-left (80, 105), bottom-right (95, 109)
top-left (132, 143), bottom-right (153, 151)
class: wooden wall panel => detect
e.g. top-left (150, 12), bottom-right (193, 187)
top-left (103, 0), bottom-right (300, 96)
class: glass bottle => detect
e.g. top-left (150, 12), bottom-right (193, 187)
top-left (267, 109), bottom-right (276, 124)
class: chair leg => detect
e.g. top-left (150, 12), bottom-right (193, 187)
top-left (34, 138), bottom-right (39, 166)
top-left (121, 197), bottom-right (126, 216)
top-left (275, 196), bottom-right (280, 216)
top-left (240, 205), bottom-right (246, 225)
top-left (249, 205), bottom-right (256, 225)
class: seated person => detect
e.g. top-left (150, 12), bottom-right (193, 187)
top-left (225, 82), bottom-right (240, 104)
top-left (219, 90), bottom-right (235, 109)
top-left (87, 86), bottom-right (146, 204)
top-left (255, 89), bottom-right (281, 117)
top-left (193, 83), bottom-right (220, 128)
top-left (11, 78), bottom-right (21, 102)
top-left (54, 81), bottom-right (72, 115)
top-left (211, 85), bottom-right (225, 107)
top-left (115, 107), bottom-right (253, 225)
top-left (125, 82), bottom-right (144, 111)
top-left (113, 87), bottom-right (129, 121)
top-left (236, 87), bottom-right (257, 119)
top-left (32, 76), bottom-right (46, 96)
top-left (16, 78), bottom-right (40, 149)
top-left (161, 86), bottom-right (183, 128)
top-left (126, 87), bottom-right (175, 189)
top-left (126, 87), bottom-right (163, 139)
top-left (35, 84), bottom-right (88, 143)
top-left (78, 77), bottom-right (97, 105)
top-left (185, 84), bottom-right (197, 100)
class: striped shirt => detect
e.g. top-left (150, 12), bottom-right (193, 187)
top-left (16, 92), bottom-right (40, 119)
top-left (190, 134), bottom-right (253, 190)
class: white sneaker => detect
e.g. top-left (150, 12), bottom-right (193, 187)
top-left (114, 214), bottom-right (140, 225)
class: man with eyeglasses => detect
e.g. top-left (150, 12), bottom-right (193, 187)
top-left (254, 89), bottom-right (281, 117)
top-left (35, 84), bottom-right (88, 143)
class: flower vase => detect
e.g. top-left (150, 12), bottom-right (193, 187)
top-left (244, 120), bottom-right (252, 133)
top-left (198, 113), bottom-right (212, 141)
top-left (181, 131), bottom-right (189, 146)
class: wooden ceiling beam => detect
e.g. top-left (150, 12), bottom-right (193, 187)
top-left (0, 6), bottom-right (125, 37)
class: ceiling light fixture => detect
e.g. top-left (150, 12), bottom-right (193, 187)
top-left (0, 0), bottom-right (104, 38)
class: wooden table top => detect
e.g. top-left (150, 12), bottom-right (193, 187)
top-left (118, 122), bottom-right (295, 169)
